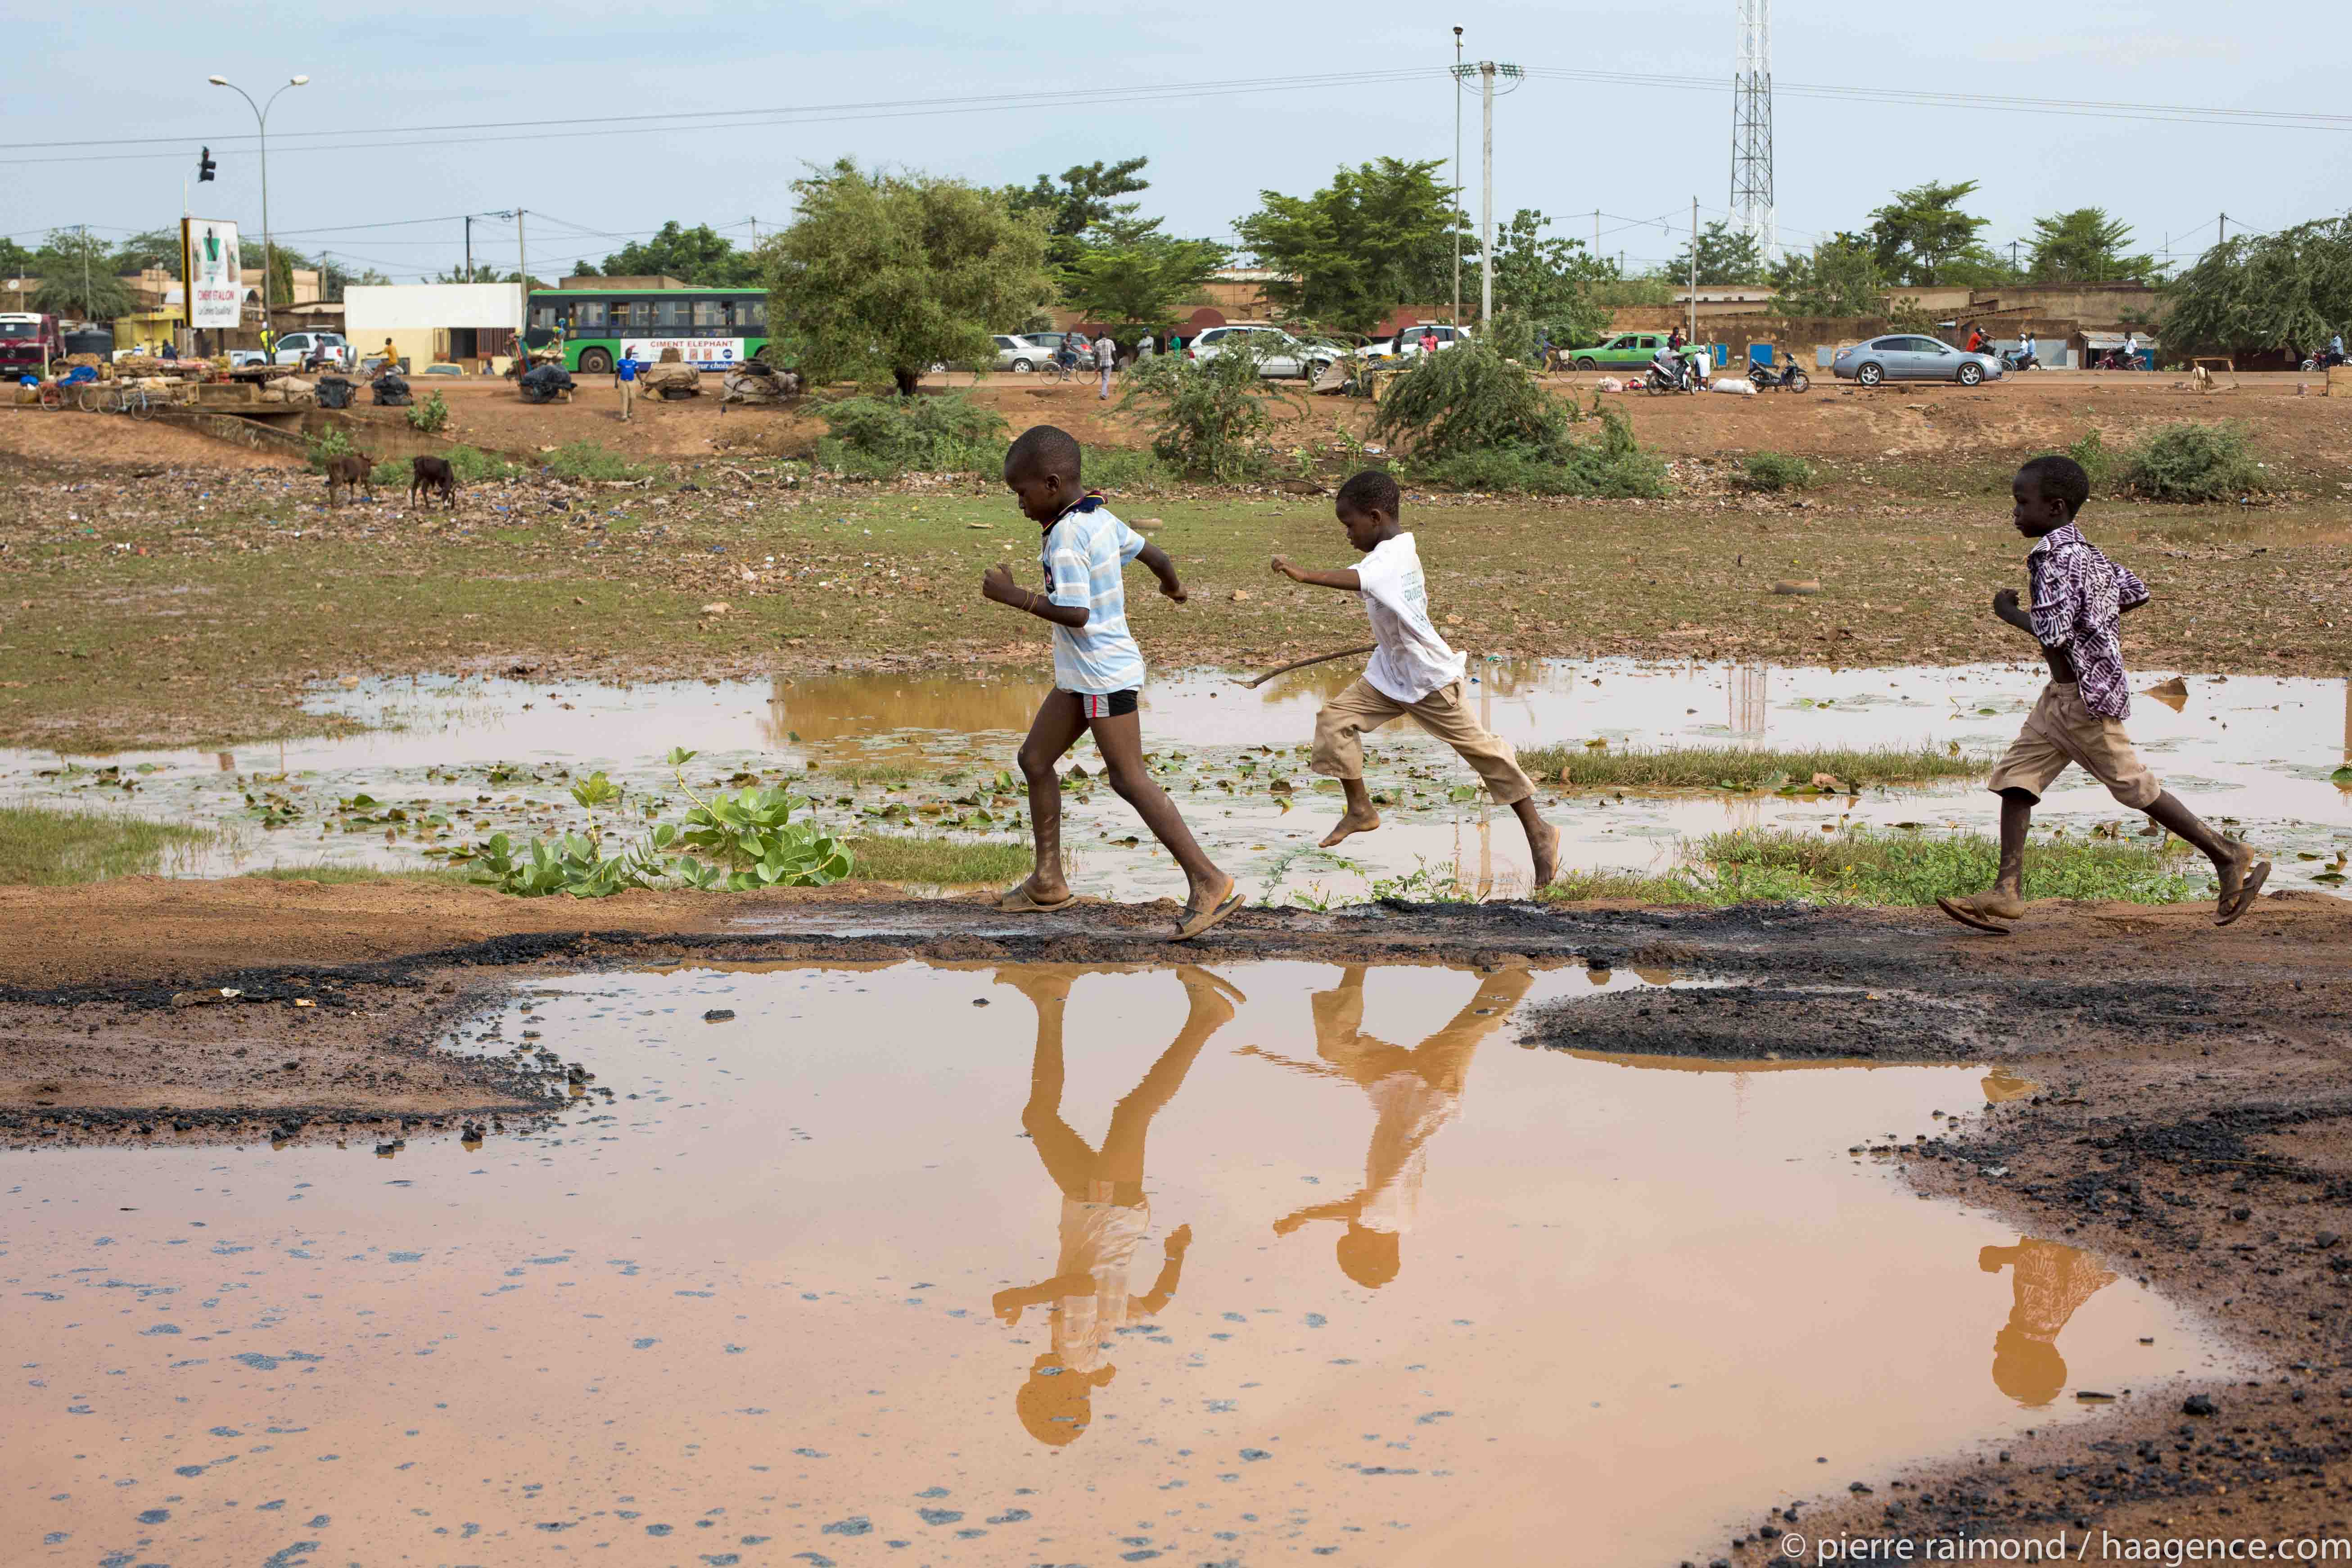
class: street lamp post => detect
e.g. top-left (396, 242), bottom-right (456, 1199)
top-left (207, 72), bottom-right (308, 339)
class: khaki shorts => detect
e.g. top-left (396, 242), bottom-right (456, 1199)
top-left (1985, 681), bottom-right (2161, 809)
top-left (1311, 677), bottom-right (1534, 805)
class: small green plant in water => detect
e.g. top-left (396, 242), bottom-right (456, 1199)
top-left (460, 750), bottom-right (851, 897)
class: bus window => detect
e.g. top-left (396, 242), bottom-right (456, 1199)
top-left (691, 299), bottom-right (726, 330)
top-left (731, 299), bottom-right (767, 330)
top-left (574, 301), bottom-right (607, 332)
top-left (654, 299), bottom-right (691, 331)
top-left (618, 300), bottom-right (651, 331)
top-left (531, 303), bottom-right (560, 330)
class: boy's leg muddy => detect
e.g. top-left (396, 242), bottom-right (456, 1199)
top-left (1938, 791), bottom-right (2033, 932)
top-left (1010, 693), bottom-right (1087, 908)
top-left (1089, 712), bottom-right (1240, 939)
top-left (1510, 799), bottom-right (1560, 888)
top-left (2144, 790), bottom-right (2271, 924)
top-left (1321, 777), bottom-right (1381, 849)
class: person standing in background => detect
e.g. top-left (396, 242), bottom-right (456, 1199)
top-left (615, 348), bottom-right (640, 422)
top-left (1094, 331), bottom-right (1115, 399)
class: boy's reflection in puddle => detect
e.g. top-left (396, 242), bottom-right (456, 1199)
top-left (991, 965), bottom-right (1246, 1446)
top-left (1245, 964), bottom-right (1536, 1288)
top-left (1979, 1237), bottom-right (2117, 1406)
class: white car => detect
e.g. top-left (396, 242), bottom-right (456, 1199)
top-left (1373, 323), bottom-right (1471, 360)
top-left (271, 330), bottom-right (354, 368)
top-left (1184, 324), bottom-right (1345, 380)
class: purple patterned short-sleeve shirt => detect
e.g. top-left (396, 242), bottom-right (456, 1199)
top-left (2026, 523), bottom-right (2149, 719)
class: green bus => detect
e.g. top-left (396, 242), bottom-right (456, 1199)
top-left (525, 286), bottom-right (771, 375)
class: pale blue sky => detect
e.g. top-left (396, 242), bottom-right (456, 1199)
top-left (8, 0), bottom-right (2345, 278)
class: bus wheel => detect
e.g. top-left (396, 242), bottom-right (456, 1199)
top-left (579, 348), bottom-right (613, 375)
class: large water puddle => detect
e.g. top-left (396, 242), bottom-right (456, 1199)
top-left (3, 962), bottom-right (2240, 1566)
top-left (6, 660), bottom-right (2345, 902)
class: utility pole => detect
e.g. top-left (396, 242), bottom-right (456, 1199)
top-left (208, 74), bottom-right (308, 339)
top-left (1480, 61), bottom-right (1495, 326)
top-left (2217, 212), bottom-right (2227, 249)
top-left (80, 225), bottom-right (91, 320)
top-left (465, 214), bottom-right (473, 280)
top-left (515, 208), bottom-right (527, 293)
top-left (1688, 197), bottom-right (1699, 348)
top-left (1451, 26), bottom-right (1463, 329)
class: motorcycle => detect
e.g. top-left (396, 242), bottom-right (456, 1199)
top-left (1644, 361), bottom-right (1700, 394)
top-left (2299, 350), bottom-right (2346, 372)
top-left (1749, 360), bottom-right (1809, 392)
top-left (2094, 348), bottom-right (2145, 371)
top-left (1998, 348), bottom-right (2042, 371)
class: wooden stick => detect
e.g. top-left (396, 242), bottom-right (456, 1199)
top-left (1228, 644), bottom-right (1377, 690)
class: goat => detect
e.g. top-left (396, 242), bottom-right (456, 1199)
top-left (410, 454), bottom-right (460, 508)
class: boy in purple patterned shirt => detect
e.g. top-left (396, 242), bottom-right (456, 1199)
top-left (1938, 455), bottom-right (2269, 933)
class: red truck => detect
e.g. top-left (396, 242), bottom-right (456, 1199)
top-left (0, 312), bottom-right (66, 376)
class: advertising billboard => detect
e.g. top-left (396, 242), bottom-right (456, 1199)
top-left (183, 217), bottom-right (244, 329)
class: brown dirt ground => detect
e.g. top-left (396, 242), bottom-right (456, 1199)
top-left (294, 368), bottom-right (2352, 483)
top-left (5, 885), bottom-right (2352, 1554)
top-left (0, 406), bottom-right (300, 469)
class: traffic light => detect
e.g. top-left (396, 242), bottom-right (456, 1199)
top-left (198, 147), bottom-right (217, 182)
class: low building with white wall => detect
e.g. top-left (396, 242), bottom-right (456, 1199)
top-left (343, 282), bottom-right (521, 370)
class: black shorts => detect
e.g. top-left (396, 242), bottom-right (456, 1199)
top-left (1065, 688), bottom-right (1139, 719)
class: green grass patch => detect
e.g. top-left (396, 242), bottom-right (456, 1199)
top-left (1737, 451), bottom-right (1815, 492)
top-left (0, 806), bottom-right (212, 885)
top-left (539, 441), bottom-right (648, 482)
top-left (241, 862), bottom-right (475, 886)
top-left (1542, 827), bottom-right (2199, 908)
top-left (816, 393), bottom-right (1008, 479)
top-left (447, 445), bottom-right (522, 483)
top-left (1521, 743), bottom-right (1980, 791)
top-left (843, 833), bottom-right (1029, 886)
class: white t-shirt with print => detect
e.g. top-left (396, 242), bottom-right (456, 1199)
top-left (1354, 532), bottom-right (1466, 704)
top-left (1040, 501), bottom-right (1149, 694)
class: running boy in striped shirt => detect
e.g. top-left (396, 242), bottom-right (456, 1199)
top-left (982, 425), bottom-right (1243, 942)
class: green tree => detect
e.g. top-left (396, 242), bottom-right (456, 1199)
top-left (0, 237), bottom-right (33, 277)
top-left (766, 159), bottom-right (1053, 398)
top-left (435, 262), bottom-right (507, 283)
top-left (1234, 157), bottom-right (1467, 331)
top-left (569, 258), bottom-right (601, 278)
top-left (1008, 157), bottom-right (1153, 269)
top-left (111, 227), bottom-right (185, 274)
top-left (1768, 233), bottom-right (1888, 316)
top-left (1061, 236), bottom-right (1228, 327)
top-left (1867, 180), bottom-right (1990, 285)
top-left (2027, 208), bottom-right (2160, 283)
top-left (1670, 219), bottom-right (1765, 285)
top-left (600, 221), bottom-right (760, 285)
top-left (30, 228), bottom-right (133, 321)
top-left (2162, 212), bottom-right (2352, 356)
top-left (1490, 209), bottom-right (1615, 345)
top-left (266, 244), bottom-right (303, 306)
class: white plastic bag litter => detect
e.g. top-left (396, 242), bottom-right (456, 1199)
top-left (1708, 377), bottom-right (1756, 395)
top-left (1596, 376), bottom-right (1624, 393)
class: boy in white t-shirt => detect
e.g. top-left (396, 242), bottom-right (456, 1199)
top-left (983, 424), bottom-right (1241, 940)
top-left (1271, 470), bottom-right (1559, 888)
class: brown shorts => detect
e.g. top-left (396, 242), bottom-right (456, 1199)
top-left (1985, 681), bottom-right (2161, 810)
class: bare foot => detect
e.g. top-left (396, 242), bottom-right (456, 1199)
top-left (1319, 807), bottom-right (1380, 848)
top-left (1525, 817), bottom-right (1560, 888)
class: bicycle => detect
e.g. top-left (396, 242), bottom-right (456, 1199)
top-left (76, 383), bottom-right (123, 414)
top-left (37, 381), bottom-right (67, 410)
top-left (118, 384), bottom-right (157, 420)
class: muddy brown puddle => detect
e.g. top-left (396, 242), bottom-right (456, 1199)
top-left (4, 661), bottom-right (2346, 904)
top-left (3, 962), bottom-right (2242, 1566)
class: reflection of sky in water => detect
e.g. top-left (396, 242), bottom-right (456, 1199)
top-left (0, 660), bottom-right (2344, 900)
top-left (1, 962), bottom-right (2243, 1566)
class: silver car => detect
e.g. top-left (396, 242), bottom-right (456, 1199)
top-left (1833, 334), bottom-right (2003, 387)
top-left (993, 334), bottom-right (1056, 373)
top-left (1186, 324), bottom-right (1343, 380)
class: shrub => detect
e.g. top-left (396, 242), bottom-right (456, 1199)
top-left (445, 445), bottom-right (520, 483)
top-left (406, 389), bottom-right (450, 433)
top-left (1118, 340), bottom-right (1297, 482)
top-left (1738, 450), bottom-right (1815, 492)
top-left (1375, 348), bottom-right (1666, 497)
top-left (1081, 447), bottom-right (1176, 490)
top-left (815, 393), bottom-right (1008, 478)
top-left (304, 424), bottom-right (355, 472)
top-left (2118, 421), bottom-right (2267, 502)
top-left (2065, 429), bottom-right (2113, 487)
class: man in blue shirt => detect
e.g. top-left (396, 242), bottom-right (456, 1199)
top-left (615, 348), bottom-right (640, 422)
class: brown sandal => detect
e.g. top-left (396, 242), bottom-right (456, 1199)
top-left (1937, 893), bottom-right (2022, 935)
